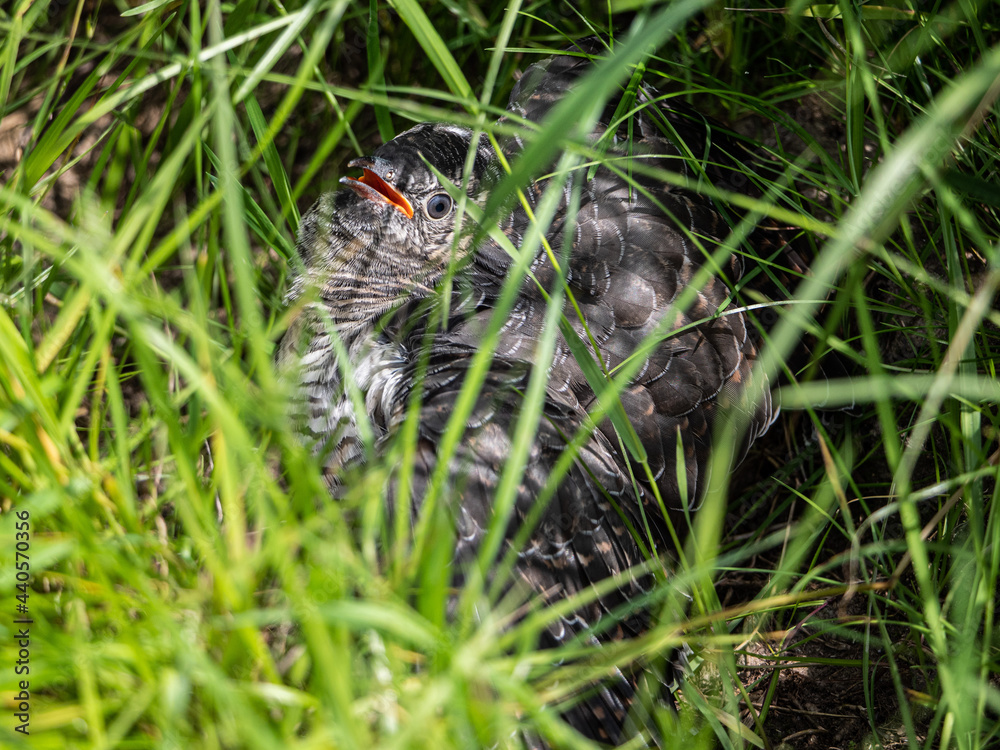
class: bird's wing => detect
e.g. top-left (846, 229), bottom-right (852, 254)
top-left (452, 42), bottom-right (780, 519)
top-left (452, 162), bottom-right (775, 524)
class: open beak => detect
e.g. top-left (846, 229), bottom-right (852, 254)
top-left (340, 160), bottom-right (414, 219)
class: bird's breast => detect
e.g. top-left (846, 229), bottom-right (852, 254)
top-left (290, 312), bottom-right (411, 473)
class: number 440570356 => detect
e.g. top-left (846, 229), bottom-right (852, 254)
top-left (15, 509), bottom-right (30, 602)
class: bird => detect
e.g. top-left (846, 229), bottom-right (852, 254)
top-left (278, 38), bottom-right (780, 746)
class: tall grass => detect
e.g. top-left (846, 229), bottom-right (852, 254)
top-left (1, 0), bottom-right (999, 748)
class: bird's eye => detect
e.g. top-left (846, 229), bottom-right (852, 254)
top-left (424, 192), bottom-right (453, 220)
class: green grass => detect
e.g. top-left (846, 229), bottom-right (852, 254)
top-left (2, 0), bottom-right (1000, 748)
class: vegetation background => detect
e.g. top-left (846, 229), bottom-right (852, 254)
top-left (1, 0), bottom-right (999, 748)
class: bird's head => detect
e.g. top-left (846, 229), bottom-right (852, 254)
top-left (290, 123), bottom-right (496, 327)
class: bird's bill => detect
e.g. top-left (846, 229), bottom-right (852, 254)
top-left (340, 168), bottom-right (414, 219)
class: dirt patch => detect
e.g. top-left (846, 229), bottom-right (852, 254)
top-left (717, 572), bottom-right (930, 749)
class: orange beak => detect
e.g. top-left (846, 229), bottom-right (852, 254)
top-left (342, 168), bottom-right (414, 219)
